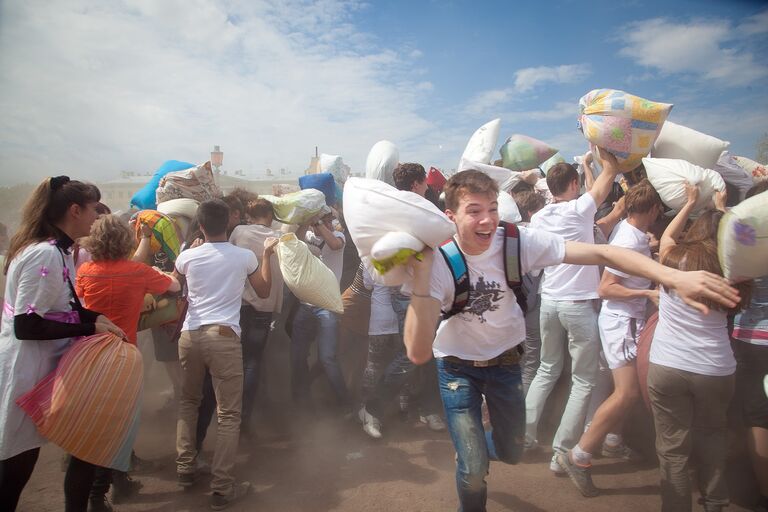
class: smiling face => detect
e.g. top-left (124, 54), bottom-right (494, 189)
top-left (446, 191), bottom-right (499, 255)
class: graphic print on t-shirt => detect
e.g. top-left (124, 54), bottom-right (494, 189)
top-left (462, 276), bottom-right (504, 324)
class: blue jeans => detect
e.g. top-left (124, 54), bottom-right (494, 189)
top-left (437, 358), bottom-right (525, 512)
top-left (240, 307), bottom-right (272, 431)
top-left (290, 304), bottom-right (348, 406)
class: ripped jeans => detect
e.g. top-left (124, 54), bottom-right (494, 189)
top-left (437, 358), bottom-right (525, 512)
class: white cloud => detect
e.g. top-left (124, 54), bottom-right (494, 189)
top-left (618, 17), bottom-right (768, 86)
top-left (513, 65), bottom-right (591, 93)
top-left (0, 0), bottom-right (433, 184)
top-left (464, 64), bottom-right (590, 116)
top-left (739, 9), bottom-right (768, 36)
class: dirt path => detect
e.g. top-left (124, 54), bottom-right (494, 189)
top-left (17, 330), bottom-right (761, 512)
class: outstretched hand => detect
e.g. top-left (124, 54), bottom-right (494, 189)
top-left (671, 270), bottom-right (739, 315)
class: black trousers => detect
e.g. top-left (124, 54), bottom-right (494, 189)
top-left (0, 448), bottom-right (102, 512)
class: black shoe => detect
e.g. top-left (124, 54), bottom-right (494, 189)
top-left (130, 453), bottom-right (160, 474)
top-left (177, 471), bottom-right (197, 488)
top-left (112, 474), bottom-right (142, 504)
top-left (210, 482), bottom-right (252, 510)
top-left (88, 495), bottom-right (114, 512)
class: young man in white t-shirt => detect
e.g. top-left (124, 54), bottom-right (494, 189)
top-left (173, 199), bottom-right (276, 510)
top-left (557, 181), bottom-right (663, 497)
top-left (290, 208), bottom-right (350, 413)
top-left (524, 152), bottom-right (623, 474)
top-left (403, 169), bottom-right (739, 512)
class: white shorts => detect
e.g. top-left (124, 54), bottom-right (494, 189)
top-left (598, 312), bottom-right (646, 370)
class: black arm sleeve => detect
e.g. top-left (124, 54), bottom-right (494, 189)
top-left (72, 301), bottom-right (101, 324)
top-left (14, 313), bottom-right (96, 341)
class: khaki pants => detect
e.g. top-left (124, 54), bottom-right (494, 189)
top-left (176, 326), bottom-right (244, 495)
top-left (648, 363), bottom-right (734, 512)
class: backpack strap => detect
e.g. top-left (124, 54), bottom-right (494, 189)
top-left (500, 221), bottom-right (527, 315)
top-left (438, 222), bottom-right (528, 319)
top-left (438, 237), bottom-right (469, 319)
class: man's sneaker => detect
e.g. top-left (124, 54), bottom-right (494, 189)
top-left (556, 452), bottom-right (599, 497)
top-left (358, 406), bottom-right (382, 439)
top-left (549, 453), bottom-right (565, 475)
top-left (419, 414), bottom-right (446, 432)
top-left (112, 474), bottom-right (142, 503)
top-left (177, 471), bottom-right (196, 488)
top-left (601, 442), bottom-right (643, 462)
top-left (88, 496), bottom-right (114, 512)
top-left (210, 481), bottom-right (252, 510)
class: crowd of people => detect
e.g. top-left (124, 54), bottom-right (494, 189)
top-left (0, 146), bottom-right (765, 512)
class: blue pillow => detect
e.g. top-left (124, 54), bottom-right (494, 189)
top-left (130, 160), bottom-right (195, 210)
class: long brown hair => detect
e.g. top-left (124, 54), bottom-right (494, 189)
top-left (661, 240), bottom-right (751, 311)
top-left (4, 176), bottom-right (100, 274)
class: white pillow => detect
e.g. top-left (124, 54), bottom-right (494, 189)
top-left (343, 177), bottom-right (455, 284)
top-left (459, 118), bottom-right (501, 166)
top-left (652, 121), bottom-right (729, 170)
top-left (276, 233), bottom-right (343, 313)
top-left (643, 157), bottom-right (725, 214)
top-left (718, 190), bottom-right (768, 282)
top-left (498, 191), bottom-right (522, 223)
top-left (734, 156), bottom-right (768, 183)
top-left (365, 140), bottom-right (399, 186)
top-left (261, 189), bottom-right (327, 224)
top-left (457, 157), bottom-right (521, 191)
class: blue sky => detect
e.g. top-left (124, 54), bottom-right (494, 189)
top-left (0, 0), bottom-right (766, 184)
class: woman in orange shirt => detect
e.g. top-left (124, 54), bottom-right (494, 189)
top-left (76, 214), bottom-right (179, 510)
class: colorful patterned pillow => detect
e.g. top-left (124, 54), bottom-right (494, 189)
top-left (499, 134), bottom-right (558, 171)
top-left (579, 89), bottom-right (672, 172)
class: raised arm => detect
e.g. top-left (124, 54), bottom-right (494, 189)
top-left (312, 221), bottom-right (344, 251)
top-left (564, 241), bottom-right (738, 314)
top-left (588, 148), bottom-right (622, 207)
top-left (582, 151), bottom-right (596, 192)
top-left (595, 196), bottom-right (626, 239)
top-left (247, 238), bottom-right (278, 298)
top-left (131, 222), bottom-right (153, 263)
top-left (659, 182), bottom-right (698, 261)
top-left (404, 249), bottom-right (441, 365)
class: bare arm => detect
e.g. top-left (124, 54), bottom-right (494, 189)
top-left (403, 249), bottom-right (441, 365)
top-left (598, 269), bottom-right (659, 305)
top-left (564, 241), bottom-right (738, 314)
top-left (588, 148), bottom-right (622, 207)
top-left (312, 222), bottom-right (344, 251)
top-left (164, 272), bottom-right (181, 293)
top-left (131, 223), bottom-right (153, 263)
top-left (582, 151), bottom-right (596, 192)
top-left (659, 183), bottom-right (698, 261)
top-left (247, 238), bottom-right (278, 298)
top-left (595, 196), bottom-right (626, 239)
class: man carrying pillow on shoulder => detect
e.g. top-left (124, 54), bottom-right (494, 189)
top-left (403, 167), bottom-right (740, 512)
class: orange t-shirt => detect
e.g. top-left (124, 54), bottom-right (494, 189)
top-left (76, 259), bottom-right (173, 344)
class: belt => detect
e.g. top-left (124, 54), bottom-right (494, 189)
top-left (442, 347), bottom-right (522, 368)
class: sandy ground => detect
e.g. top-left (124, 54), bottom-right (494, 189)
top-left (17, 322), bottom-right (763, 512)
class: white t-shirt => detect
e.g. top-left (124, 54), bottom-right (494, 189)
top-left (405, 226), bottom-right (565, 360)
top-left (650, 289), bottom-right (735, 376)
top-left (530, 193), bottom-right (600, 300)
top-left (230, 224), bottom-right (283, 313)
top-left (363, 268), bottom-right (399, 336)
top-left (601, 220), bottom-right (652, 319)
top-left (175, 242), bottom-right (258, 337)
top-left (305, 230), bottom-right (345, 286)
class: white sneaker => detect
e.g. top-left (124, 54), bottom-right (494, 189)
top-left (550, 453), bottom-right (566, 475)
top-left (419, 414), bottom-right (446, 432)
top-left (358, 406), bottom-right (382, 439)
